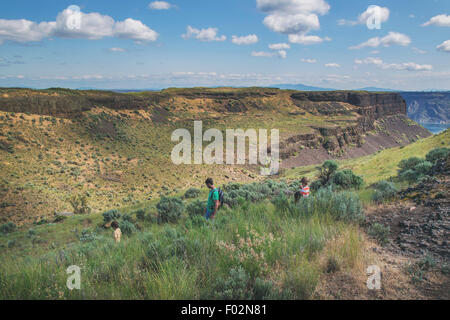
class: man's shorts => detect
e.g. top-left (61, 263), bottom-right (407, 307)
top-left (204, 209), bottom-right (215, 220)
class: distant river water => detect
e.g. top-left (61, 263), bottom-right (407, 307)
top-left (421, 123), bottom-right (450, 134)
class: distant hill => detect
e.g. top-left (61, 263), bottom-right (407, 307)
top-left (270, 84), bottom-right (399, 92)
top-left (269, 83), bottom-right (336, 91)
top-left (358, 87), bottom-right (396, 92)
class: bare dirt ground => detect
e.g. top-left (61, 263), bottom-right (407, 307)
top-left (315, 175), bottom-right (449, 300)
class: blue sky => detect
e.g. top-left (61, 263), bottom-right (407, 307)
top-left (0, 0), bottom-right (449, 90)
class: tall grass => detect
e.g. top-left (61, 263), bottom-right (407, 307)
top-left (0, 193), bottom-right (365, 300)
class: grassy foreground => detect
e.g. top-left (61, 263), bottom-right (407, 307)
top-left (0, 194), bottom-right (364, 300)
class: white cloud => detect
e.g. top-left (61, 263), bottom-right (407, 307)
top-left (338, 5), bottom-right (389, 26)
top-left (114, 18), bottom-right (159, 42)
top-left (256, 0), bottom-right (330, 45)
top-left (0, 19), bottom-right (55, 43)
top-left (109, 47), bottom-right (126, 52)
top-left (386, 62), bottom-right (432, 71)
top-left (301, 58), bottom-right (316, 63)
top-left (231, 34), bottom-right (258, 45)
top-left (422, 14), bottom-right (450, 27)
top-left (256, 0), bottom-right (330, 15)
top-left (269, 43), bottom-right (290, 50)
top-left (354, 57), bottom-right (432, 71)
top-left (251, 50), bottom-right (286, 58)
top-left (263, 13), bottom-right (320, 35)
top-left (149, 1), bottom-right (173, 10)
top-left (72, 74), bottom-right (104, 80)
top-left (354, 57), bottom-right (383, 66)
top-left (437, 40), bottom-right (450, 52)
top-left (0, 6), bottom-right (158, 45)
top-left (182, 26), bottom-right (226, 42)
top-left (325, 62), bottom-right (340, 68)
top-left (52, 7), bottom-right (115, 40)
top-left (289, 34), bottom-right (330, 44)
top-left (350, 32), bottom-right (411, 49)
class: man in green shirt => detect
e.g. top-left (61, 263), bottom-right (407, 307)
top-left (205, 178), bottom-right (220, 220)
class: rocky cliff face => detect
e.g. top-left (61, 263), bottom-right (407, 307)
top-left (290, 91), bottom-right (406, 117)
top-left (0, 88), bottom-right (407, 118)
top-left (401, 92), bottom-right (450, 124)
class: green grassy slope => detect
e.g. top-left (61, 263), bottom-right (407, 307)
top-left (284, 129), bottom-right (450, 185)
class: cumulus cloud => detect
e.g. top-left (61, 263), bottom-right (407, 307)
top-left (422, 14), bottom-right (450, 27)
top-left (354, 57), bottom-right (384, 66)
top-left (301, 58), bottom-right (316, 63)
top-left (0, 19), bottom-right (55, 44)
top-left (269, 43), bottom-right (290, 50)
top-left (338, 5), bottom-right (390, 26)
top-left (182, 26), bottom-right (226, 41)
top-left (231, 34), bottom-right (258, 45)
top-left (354, 57), bottom-right (432, 71)
top-left (289, 34), bottom-right (330, 44)
top-left (325, 63), bottom-right (340, 68)
top-left (256, 0), bottom-right (331, 45)
top-left (437, 40), bottom-right (450, 52)
top-left (0, 6), bottom-right (158, 45)
top-left (149, 1), bottom-right (173, 10)
top-left (109, 47), bottom-right (126, 52)
top-left (114, 18), bottom-right (158, 42)
top-left (251, 50), bottom-right (287, 58)
top-left (350, 32), bottom-right (411, 49)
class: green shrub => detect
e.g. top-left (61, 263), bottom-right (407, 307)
top-left (121, 213), bottom-right (133, 222)
top-left (26, 228), bottom-right (36, 238)
top-left (397, 157), bottom-right (433, 183)
top-left (186, 199), bottom-right (206, 218)
top-left (368, 223), bottom-right (390, 246)
top-left (425, 147), bottom-right (449, 164)
top-left (372, 180), bottom-right (398, 203)
top-left (253, 278), bottom-right (276, 300)
top-left (214, 267), bottom-right (252, 300)
top-left (271, 192), bottom-right (294, 215)
top-left (318, 160), bottom-right (338, 184)
top-left (135, 209), bottom-right (146, 220)
top-left (68, 193), bottom-right (91, 215)
top-left (0, 222), bottom-right (17, 234)
top-left (102, 209), bottom-right (121, 222)
top-left (79, 229), bottom-right (100, 242)
top-left (311, 161), bottom-right (363, 191)
top-left (119, 220), bottom-right (136, 236)
top-left (7, 239), bottom-right (16, 248)
top-left (184, 187), bottom-right (201, 199)
top-left (156, 196), bottom-right (185, 223)
top-left (296, 187), bottom-right (364, 222)
top-left (331, 169), bottom-right (364, 190)
top-left (53, 215), bottom-right (67, 223)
